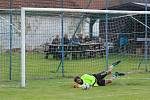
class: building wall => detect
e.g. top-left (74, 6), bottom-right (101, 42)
top-left (1, 0), bottom-right (149, 51)
top-left (0, 14), bottom-right (92, 51)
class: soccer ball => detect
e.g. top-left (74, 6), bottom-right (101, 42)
top-left (82, 83), bottom-right (90, 90)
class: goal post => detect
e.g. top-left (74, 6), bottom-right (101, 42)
top-left (21, 7), bottom-right (150, 87)
top-left (21, 8), bottom-right (25, 87)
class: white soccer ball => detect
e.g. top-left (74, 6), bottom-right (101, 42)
top-left (82, 83), bottom-right (90, 90)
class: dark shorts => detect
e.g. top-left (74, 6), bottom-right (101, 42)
top-left (92, 71), bottom-right (107, 86)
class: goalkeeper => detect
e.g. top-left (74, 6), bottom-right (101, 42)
top-left (73, 61), bottom-right (125, 88)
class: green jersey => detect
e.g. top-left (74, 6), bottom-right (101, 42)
top-left (81, 74), bottom-right (98, 86)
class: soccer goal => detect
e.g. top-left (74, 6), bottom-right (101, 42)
top-left (21, 7), bottom-right (150, 87)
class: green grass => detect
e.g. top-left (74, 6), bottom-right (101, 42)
top-left (0, 52), bottom-right (150, 79)
top-left (0, 52), bottom-right (150, 100)
top-left (0, 76), bottom-right (150, 100)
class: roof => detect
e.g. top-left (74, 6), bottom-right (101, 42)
top-left (0, 0), bottom-right (105, 9)
top-left (2, 1), bottom-right (148, 11)
top-left (108, 2), bottom-right (150, 11)
top-left (0, 0), bottom-right (21, 9)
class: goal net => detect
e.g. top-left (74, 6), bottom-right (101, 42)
top-left (20, 8), bottom-right (150, 87)
top-left (0, 9), bottom-right (21, 85)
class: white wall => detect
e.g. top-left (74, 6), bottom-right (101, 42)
top-left (0, 14), bottom-right (95, 51)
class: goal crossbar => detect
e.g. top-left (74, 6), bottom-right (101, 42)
top-left (22, 7), bottom-right (150, 14)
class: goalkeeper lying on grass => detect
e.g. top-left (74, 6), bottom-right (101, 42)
top-left (73, 61), bottom-right (125, 90)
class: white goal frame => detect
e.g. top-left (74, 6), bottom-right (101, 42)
top-left (21, 7), bottom-right (150, 87)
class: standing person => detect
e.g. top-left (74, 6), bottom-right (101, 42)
top-left (73, 61), bottom-right (125, 89)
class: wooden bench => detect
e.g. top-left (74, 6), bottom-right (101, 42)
top-left (84, 49), bottom-right (105, 58)
top-left (44, 43), bottom-right (105, 59)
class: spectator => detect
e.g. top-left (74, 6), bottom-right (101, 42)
top-left (84, 34), bottom-right (91, 43)
top-left (51, 34), bottom-right (61, 59)
top-left (77, 34), bottom-right (84, 43)
top-left (52, 34), bottom-right (60, 44)
top-left (70, 35), bottom-right (80, 45)
top-left (99, 37), bottom-right (104, 43)
top-left (63, 34), bottom-right (70, 44)
top-left (99, 34), bottom-right (104, 43)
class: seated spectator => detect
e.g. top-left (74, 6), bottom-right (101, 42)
top-left (70, 35), bottom-right (80, 45)
top-left (51, 34), bottom-right (61, 59)
top-left (52, 34), bottom-right (60, 44)
top-left (99, 34), bottom-right (104, 43)
top-left (64, 34), bottom-right (70, 44)
top-left (77, 34), bottom-right (84, 43)
top-left (99, 37), bottom-right (104, 43)
top-left (84, 35), bottom-right (91, 43)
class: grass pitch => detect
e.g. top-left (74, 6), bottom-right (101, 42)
top-left (0, 75), bottom-right (150, 100)
top-left (0, 52), bottom-right (150, 100)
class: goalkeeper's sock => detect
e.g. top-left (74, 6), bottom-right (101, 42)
top-left (100, 71), bottom-right (108, 76)
top-left (112, 72), bottom-right (125, 78)
top-left (117, 72), bottom-right (125, 76)
top-left (111, 60), bottom-right (121, 68)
